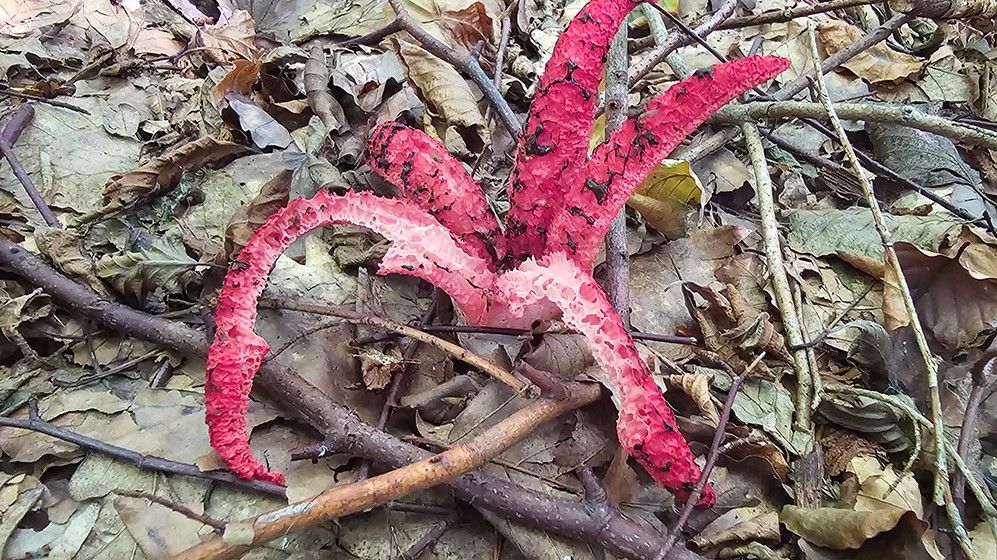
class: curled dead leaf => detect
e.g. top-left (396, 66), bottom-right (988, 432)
top-left (665, 373), bottom-right (720, 425)
top-left (102, 137), bottom-right (250, 212)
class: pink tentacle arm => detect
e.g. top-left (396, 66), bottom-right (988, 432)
top-left (502, 0), bottom-right (642, 267)
top-left (498, 252), bottom-right (716, 507)
top-left (547, 56), bottom-right (791, 267)
top-left (207, 191), bottom-right (498, 483)
top-left (368, 123), bottom-right (503, 266)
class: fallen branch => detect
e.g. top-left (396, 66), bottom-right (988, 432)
top-left (0, 399), bottom-right (284, 497)
top-left (0, 235), bottom-right (706, 560)
top-left (710, 101), bottom-right (997, 150)
top-left (805, 23), bottom-right (975, 557)
top-left (172, 381), bottom-right (601, 560)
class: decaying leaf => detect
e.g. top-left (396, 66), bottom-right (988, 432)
top-left (818, 20), bottom-right (926, 84)
top-left (224, 93), bottom-right (294, 150)
top-left (392, 38), bottom-right (489, 144)
top-left (818, 392), bottom-right (913, 454)
top-left (394, 0), bottom-right (498, 56)
top-left (102, 137), bottom-right (251, 212)
top-left (627, 159), bottom-right (704, 239)
top-left (781, 459), bottom-right (925, 550)
top-left (195, 10), bottom-right (261, 64)
top-left (304, 46), bottom-right (349, 134)
top-left (219, 169), bottom-right (292, 264)
top-left (95, 229), bottom-right (202, 307)
top-left (692, 509), bottom-right (780, 549)
top-left (357, 346), bottom-right (403, 390)
top-left (664, 373), bottom-right (720, 425)
top-left (883, 231), bottom-right (997, 352)
top-left (212, 59), bottom-right (263, 107)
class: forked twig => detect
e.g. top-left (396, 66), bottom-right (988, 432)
top-left (804, 21), bottom-right (975, 558)
top-left (171, 382), bottom-right (602, 560)
top-left (0, 399), bottom-right (285, 497)
top-left (259, 300), bottom-right (527, 393)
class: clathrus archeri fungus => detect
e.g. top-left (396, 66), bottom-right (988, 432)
top-left (206, 0), bottom-right (789, 508)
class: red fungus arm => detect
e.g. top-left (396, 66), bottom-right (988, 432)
top-left (207, 191), bottom-right (498, 482)
top-left (498, 253), bottom-right (716, 507)
top-left (502, 0), bottom-right (639, 266)
top-left (547, 56), bottom-right (791, 267)
top-left (368, 123), bottom-right (503, 266)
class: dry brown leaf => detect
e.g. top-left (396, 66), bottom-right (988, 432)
top-left (781, 506), bottom-right (905, 549)
top-left (102, 137), bottom-right (250, 212)
top-left (219, 169), bottom-right (292, 264)
top-left (33, 228), bottom-right (110, 296)
top-left (818, 20), bottom-right (926, 83)
top-left (692, 509), bottom-right (780, 549)
top-left (212, 59), bottom-right (263, 107)
top-left (664, 373), bottom-right (720, 425)
top-left (883, 231), bottom-right (997, 352)
top-left (848, 456), bottom-right (924, 520)
top-left (197, 10), bottom-right (260, 64)
top-left (522, 333), bottom-right (592, 377)
top-left (358, 346), bottom-right (403, 391)
top-left (820, 427), bottom-right (887, 476)
top-left (392, 38), bottom-right (488, 141)
top-left (114, 497), bottom-right (204, 556)
top-left (396, 0), bottom-right (498, 56)
top-left (0, 0), bottom-right (78, 38)
top-left (304, 46), bottom-right (349, 134)
top-left (603, 445), bottom-right (638, 507)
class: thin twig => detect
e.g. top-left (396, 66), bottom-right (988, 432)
top-left (171, 382), bottom-right (602, 560)
top-left (603, 18), bottom-right (630, 322)
top-left (741, 122), bottom-right (815, 431)
top-left (493, 15), bottom-right (511, 91)
top-left (638, 3), bottom-right (691, 78)
top-left (0, 105), bottom-right (60, 227)
top-left (717, 0), bottom-right (880, 30)
top-left (0, 399), bottom-right (285, 497)
top-left (954, 355), bottom-right (997, 510)
top-left (788, 282), bottom-right (874, 350)
top-left (114, 489), bottom-right (226, 531)
top-left (711, 101), bottom-right (997, 150)
top-left (418, 323), bottom-right (698, 345)
top-left (657, 353), bottom-right (766, 559)
top-left (0, 88), bottom-right (90, 114)
top-left (804, 21), bottom-right (975, 559)
top-left (628, 0), bottom-right (739, 89)
top-left (335, 19), bottom-right (403, 48)
top-left (259, 300), bottom-right (527, 393)
top-left (387, 0), bottom-right (519, 135)
top-left (392, 510), bottom-right (460, 560)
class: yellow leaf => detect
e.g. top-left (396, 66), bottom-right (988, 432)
top-left (658, 0), bottom-right (680, 13)
top-left (627, 159), bottom-right (703, 238)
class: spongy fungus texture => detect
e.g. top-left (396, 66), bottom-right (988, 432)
top-left (206, 192), bottom-right (499, 482)
top-left (205, 0), bottom-right (790, 506)
top-left (499, 254), bottom-right (715, 506)
top-left (367, 123), bottom-right (503, 265)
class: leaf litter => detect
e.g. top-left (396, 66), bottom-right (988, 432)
top-left (1, 0), bottom-right (997, 558)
